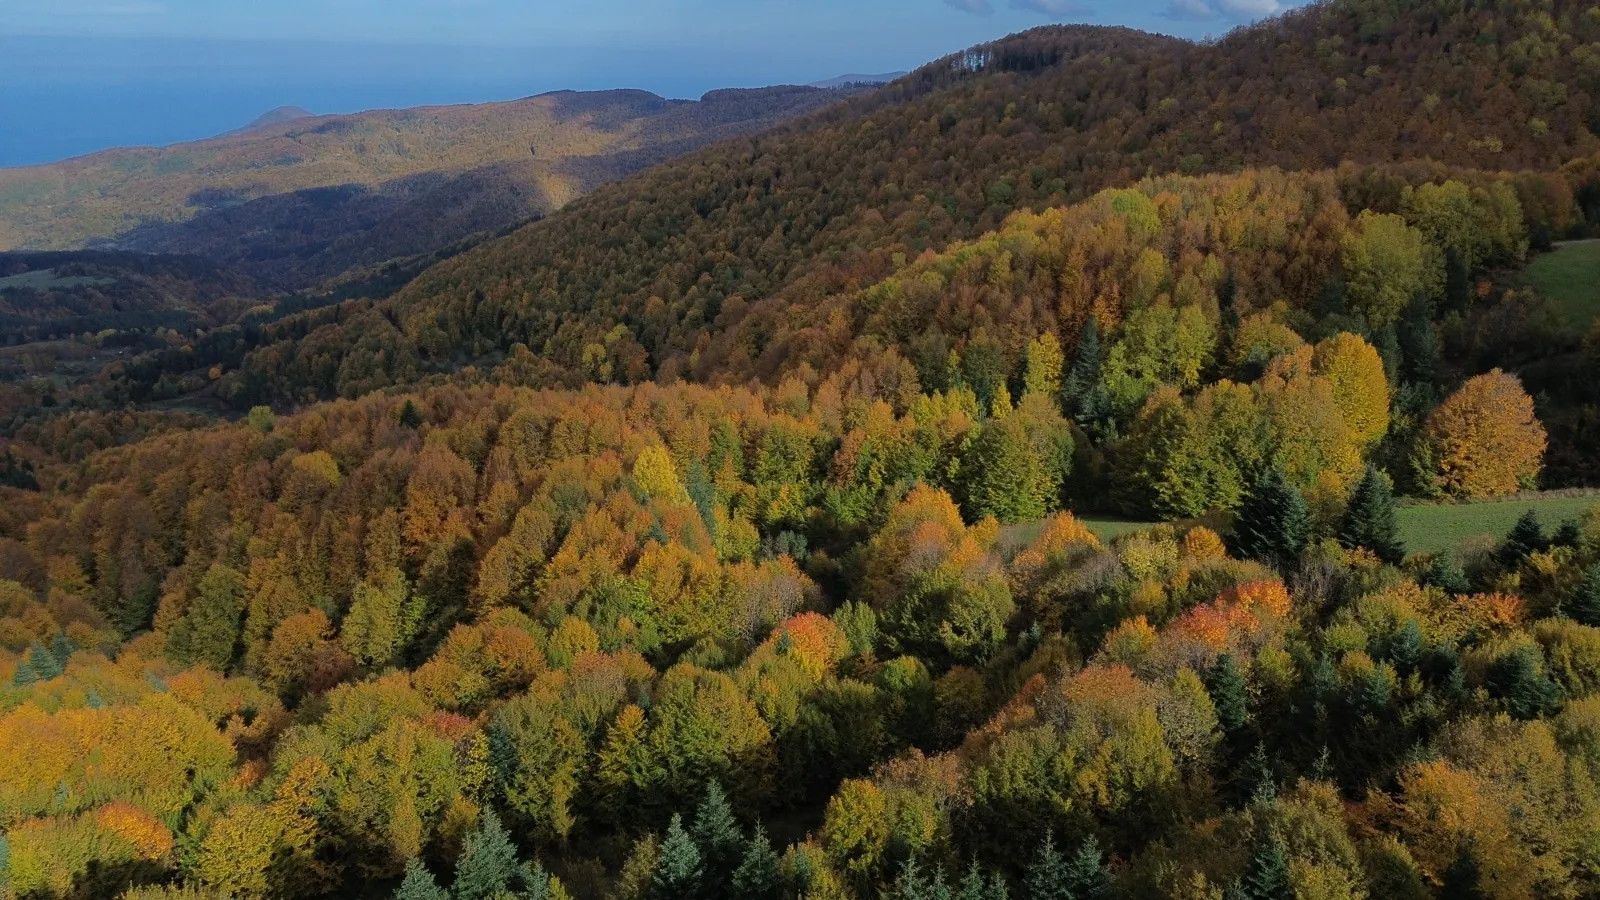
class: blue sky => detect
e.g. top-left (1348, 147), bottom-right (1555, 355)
top-left (0, 0), bottom-right (1285, 167)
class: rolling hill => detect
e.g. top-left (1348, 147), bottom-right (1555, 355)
top-left (201, 0), bottom-right (1600, 405)
top-left (0, 85), bottom-right (859, 284)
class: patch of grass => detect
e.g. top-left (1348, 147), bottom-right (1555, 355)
top-left (1078, 516), bottom-right (1163, 543)
top-left (1526, 240), bottom-right (1600, 334)
top-left (1396, 494), bottom-right (1600, 556)
top-left (0, 268), bottom-right (113, 291)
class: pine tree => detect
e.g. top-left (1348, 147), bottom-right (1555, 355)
top-left (1243, 743), bottom-right (1278, 805)
top-left (1206, 653), bottom-right (1250, 736)
top-left (957, 860), bottom-right (1009, 900)
top-left (1485, 647), bottom-right (1562, 720)
top-left (1338, 466), bottom-right (1405, 564)
top-left (693, 781), bottom-right (743, 898)
top-left (1499, 510), bottom-right (1548, 568)
top-left (395, 858), bottom-right (449, 900)
top-left (652, 814), bottom-right (704, 900)
top-left (1025, 831), bottom-right (1071, 900)
top-left (888, 857), bottom-right (952, 900)
top-left (399, 399), bottom-right (424, 429)
top-left (1061, 317), bottom-right (1102, 414)
top-left (1230, 468), bottom-right (1310, 565)
top-left (1424, 553), bottom-right (1472, 595)
top-left (48, 632), bottom-right (76, 670)
top-left (1553, 518), bottom-right (1584, 549)
top-left (1062, 836), bottom-right (1111, 900)
top-left (1239, 832), bottom-right (1293, 900)
top-left (1569, 564), bottom-right (1600, 627)
top-left (453, 811), bottom-right (521, 900)
top-left (730, 826), bottom-right (782, 900)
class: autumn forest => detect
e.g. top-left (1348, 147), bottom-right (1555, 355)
top-left (4, 0), bottom-right (1600, 898)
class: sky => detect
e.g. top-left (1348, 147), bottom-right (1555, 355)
top-left (0, 0), bottom-right (1286, 168)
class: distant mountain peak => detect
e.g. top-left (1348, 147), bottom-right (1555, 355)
top-left (809, 72), bottom-right (906, 89)
top-left (233, 106), bottom-right (315, 135)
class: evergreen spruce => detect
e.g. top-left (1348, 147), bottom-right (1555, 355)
top-left (1062, 836), bottom-right (1111, 900)
top-left (1025, 831), bottom-right (1071, 900)
top-left (1243, 743), bottom-right (1278, 804)
top-left (1230, 468), bottom-right (1310, 566)
top-left (956, 861), bottom-right (1009, 900)
top-left (1499, 510), bottom-right (1548, 568)
top-left (453, 811), bottom-right (522, 900)
top-left (48, 632), bottom-right (76, 669)
top-left (652, 814), bottom-right (704, 900)
top-left (1485, 647), bottom-right (1562, 720)
top-left (1424, 553), bottom-right (1472, 595)
top-left (1238, 833), bottom-right (1293, 900)
top-left (888, 857), bottom-right (953, 900)
top-left (1569, 563), bottom-right (1600, 627)
top-left (1205, 653), bottom-right (1250, 736)
top-left (399, 399), bottom-right (424, 429)
top-left (1061, 317), bottom-right (1102, 414)
top-left (394, 858), bottom-right (449, 900)
top-left (1553, 518), bottom-right (1584, 549)
top-left (730, 826), bottom-right (782, 900)
top-left (693, 781), bottom-right (744, 898)
top-left (1338, 466), bottom-right (1405, 564)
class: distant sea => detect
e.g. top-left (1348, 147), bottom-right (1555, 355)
top-left (0, 35), bottom-right (859, 169)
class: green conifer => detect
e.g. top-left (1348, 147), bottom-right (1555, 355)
top-left (1025, 831), bottom-right (1071, 900)
top-left (1230, 468), bottom-right (1310, 565)
top-left (652, 814), bottom-right (704, 900)
top-left (730, 826), bottom-right (781, 900)
top-left (1239, 832), bottom-right (1293, 900)
top-left (399, 399), bottom-right (424, 429)
top-left (1485, 647), bottom-right (1562, 720)
top-left (1569, 563), bottom-right (1600, 627)
top-left (888, 857), bottom-right (952, 900)
top-left (1063, 836), bottom-right (1111, 900)
top-left (1424, 553), bottom-right (1472, 595)
top-left (1206, 653), bottom-right (1250, 736)
top-left (693, 781), bottom-right (743, 897)
top-left (1499, 510), bottom-right (1548, 568)
top-left (956, 860), bottom-right (1009, 900)
top-left (453, 811), bottom-right (521, 900)
top-left (394, 858), bottom-right (449, 900)
top-left (1339, 467), bottom-right (1405, 564)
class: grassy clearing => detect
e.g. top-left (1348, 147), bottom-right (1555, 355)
top-left (1078, 516), bottom-right (1163, 543)
top-left (0, 268), bottom-right (113, 291)
top-left (1526, 240), bottom-right (1600, 334)
top-left (1396, 494), bottom-right (1599, 556)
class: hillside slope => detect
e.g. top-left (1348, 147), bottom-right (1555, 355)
top-left (0, 85), bottom-right (852, 259)
top-left (213, 0), bottom-right (1600, 398)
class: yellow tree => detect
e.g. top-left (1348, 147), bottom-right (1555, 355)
top-left (1424, 369), bottom-right (1547, 498)
top-left (1312, 332), bottom-right (1391, 447)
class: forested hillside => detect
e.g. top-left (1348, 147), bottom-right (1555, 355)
top-left (0, 85), bottom-right (853, 277)
top-left (202, 0), bottom-right (1600, 401)
top-left (4, 0), bottom-right (1600, 896)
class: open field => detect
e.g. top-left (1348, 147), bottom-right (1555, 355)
top-left (1045, 493), bottom-right (1600, 557)
top-left (1527, 240), bottom-right (1600, 333)
top-left (1396, 493), bottom-right (1599, 555)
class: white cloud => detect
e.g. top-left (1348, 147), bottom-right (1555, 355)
top-left (1010, 0), bottom-right (1094, 17)
top-left (1161, 0), bottom-right (1217, 19)
top-left (945, 0), bottom-right (995, 13)
top-left (1216, 0), bottom-right (1279, 14)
